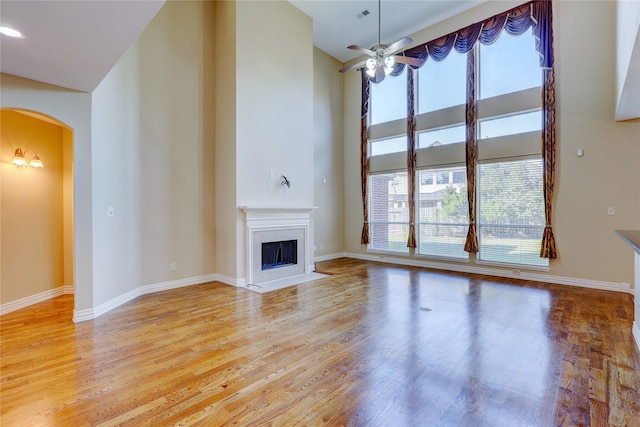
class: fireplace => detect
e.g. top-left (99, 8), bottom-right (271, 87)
top-left (241, 207), bottom-right (316, 285)
top-left (262, 240), bottom-right (297, 270)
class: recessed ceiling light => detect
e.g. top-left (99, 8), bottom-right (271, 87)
top-left (0, 26), bottom-right (23, 38)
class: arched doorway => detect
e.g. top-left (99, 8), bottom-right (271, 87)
top-left (1, 108), bottom-right (74, 313)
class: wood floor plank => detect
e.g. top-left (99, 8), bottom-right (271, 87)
top-left (1, 258), bottom-right (639, 426)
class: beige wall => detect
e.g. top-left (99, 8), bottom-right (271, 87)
top-left (342, 0), bottom-right (640, 288)
top-left (1, 110), bottom-right (69, 303)
top-left (214, 0), bottom-right (238, 281)
top-left (90, 0), bottom-right (216, 306)
top-left (313, 47), bottom-right (345, 258)
top-left (216, 0), bottom-right (315, 280)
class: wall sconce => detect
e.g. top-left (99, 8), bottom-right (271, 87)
top-left (11, 148), bottom-right (44, 168)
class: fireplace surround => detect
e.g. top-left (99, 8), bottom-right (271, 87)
top-left (240, 207), bottom-right (316, 285)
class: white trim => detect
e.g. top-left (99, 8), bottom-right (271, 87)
top-left (74, 288), bottom-right (140, 322)
top-left (139, 274), bottom-right (217, 295)
top-left (217, 274), bottom-right (246, 287)
top-left (0, 285), bottom-right (74, 316)
top-left (633, 322), bottom-right (640, 352)
top-left (314, 252), bottom-right (347, 262)
top-left (475, 259), bottom-right (549, 272)
top-left (343, 252), bottom-right (633, 294)
top-left (367, 248), bottom-right (410, 257)
top-left (72, 274), bottom-right (219, 323)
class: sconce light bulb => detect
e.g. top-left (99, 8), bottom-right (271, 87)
top-left (30, 155), bottom-right (44, 168)
top-left (11, 148), bottom-right (26, 166)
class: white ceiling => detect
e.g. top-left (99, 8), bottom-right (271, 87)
top-left (0, 0), bottom-right (165, 92)
top-left (0, 0), bottom-right (483, 93)
top-left (289, 0), bottom-right (487, 63)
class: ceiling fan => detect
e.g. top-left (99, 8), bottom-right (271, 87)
top-left (339, 0), bottom-right (423, 82)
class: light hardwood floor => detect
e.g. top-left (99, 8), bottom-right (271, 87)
top-left (1, 258), bottom-right (639, 426)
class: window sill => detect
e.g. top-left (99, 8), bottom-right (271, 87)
top-left (367, 249), bottom-right (410, 257)
top-left (475, 259), bottom-right (550, 272)
top-left (415, 254), bottom-right (470, 264)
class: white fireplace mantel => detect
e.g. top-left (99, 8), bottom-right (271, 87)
top-left (240, 206), bottom-right (317, 220)
top-left (240, 207), bottom-right (317, 285)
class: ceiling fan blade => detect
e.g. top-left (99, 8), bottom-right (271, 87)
top-left (385, 37), bottom-right (413, 55)
top-left (339, 60), bottom-right (368, 73)
top-left (393, 55), bottom-right (424, 67)
top-left (347, 44), bottom-right (375, 56)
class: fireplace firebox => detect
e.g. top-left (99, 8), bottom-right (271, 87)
top-left (262, 240), bottom-right (297, 270)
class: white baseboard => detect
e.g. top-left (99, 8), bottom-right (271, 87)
top-left (314, 252), bottom-right (348, 262)
top-left (73, 288), bottom-right (140, 322)
top-left (216, 274), bottom-right (246, 287)
top-left (73, 274), bottom-right (219, 323)
top-left (0, 285), bottom-right (74, 316)
top-left (139, 274), bottom-right (217, 295)
top-left (342, 252), bottom-right (632, 294)
top-left (633, 322), bottom-right (640, 353)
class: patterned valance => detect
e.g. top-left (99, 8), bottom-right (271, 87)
top-left (386, 0), bottom-right (552, 78)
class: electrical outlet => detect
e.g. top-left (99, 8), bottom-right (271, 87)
top-left (170, 263), bottom-right (176, 272)
top-left (107, 206), bottom-right (115, 217)
top-left (607, 206), bottom-right (615, 216)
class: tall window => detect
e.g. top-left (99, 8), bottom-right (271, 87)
top-left (370, 69), bottom-right (407, 125)
top-left (368, 69), bottom-right (409, 254)
top-left (418, 166), bottom-right (469, 259)
top-left (367, 25), bottom-right (548, 268)
top-left (478, 160), bottom-right (546, 266)
top-left (369, 172), bottom-right (409, 253)
top-left (476, 29), bottom-right (547, 267)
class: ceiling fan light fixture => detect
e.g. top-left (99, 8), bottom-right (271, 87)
top-left (339, 0), bottom-right (415, 81)
top-left (383, 56), bottom-right (395, 74)
top-left (0, 26), bottom-right (23, 38)
top-left (366, 58), bottom-right (376, 70)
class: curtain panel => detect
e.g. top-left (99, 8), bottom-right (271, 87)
top-left (464, 50), bottom-right (479, 253)
top-left (360, 68), bottom-right (371, 245)
top-left (359, 0), bottom-right (556, 258)
top-left (406, 70), bottom-right (417, 248)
